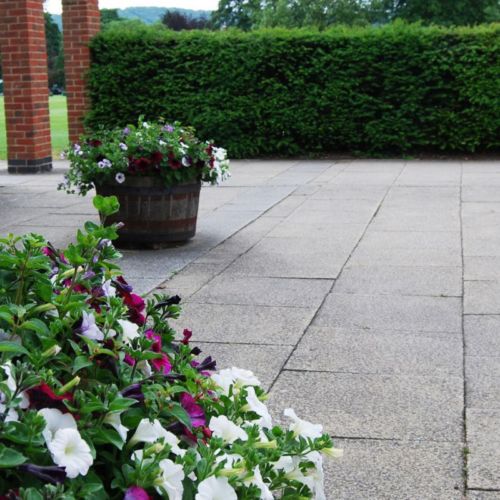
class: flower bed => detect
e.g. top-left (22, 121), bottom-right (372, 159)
top-left (0, 197), bottom-right (340, 498)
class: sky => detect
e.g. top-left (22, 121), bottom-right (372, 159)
top-left (45, 0), bottom-right (219, 14)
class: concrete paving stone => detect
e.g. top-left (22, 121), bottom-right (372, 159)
top-left (219, 186), bottom-right (294, 212)
top-left (463, 172), bottom-right (500, 187)
top-left (268, 370), bottom-right (463, 441)
top-left (396, 164), bottom-right (462, 186)
top-left (225, 237), bottom-right (351, 279)
top-left (287, 326), bottom-right (463, 376)
top-left (464, 230), bottom-right (500, 257)
top-left (466, 356), bottom-right (500, 409)
top-left (0, 192), bottom-right (83, 209)
top-left (299, 196), bottom-right (378, 210)
top-left (18, 213), bottom-right (99, 228)
top-left (463, 186), bottom-right (500, 203)
top-left (335, 265), bottom-right (462, 297)
top-left (468, 491), bottom-right (500, 500)
top-left (463, 203), bottom-right (500, 228)
top-left (314, 293), bottom-right (462, 333)
top-left (324, 439), bottom-right (463, 500)
top-left (173, 302), bottom-right (315, 345)
top-left (269, 216), bottom-right (367, 238)
top-left (350, 230), bottom-right (462, 267)
top-left (261, 195), bottom-right (306, 217)
top-left (383, 186), bottom-right (460, 206)
top-left (331, 171), bottom-right (399, 186)
top-left (190, 275), bottom-right (333, 308)
top-left (155, 263), bottom-right (227, 296)
top-left (467, 409), bottom-right (500, 490)
top-left (265, 173), bottom-right (325, 186)
top-left (312, 185), bottom-right (387, 201)
top-left (198, 186), bottom-right (247, 211)
top-left (370, 210), bottom-right (460, 232)
top-left (465, 281), bottom-right (500, 314)
top-left (465, 316), bottom-right (500, 357)
top-left (0, 208), bottom-right (50, 229)
top-left (193, 342), bottom-right (292, 391)
top-left (464, 256), bottom-right (500, 280)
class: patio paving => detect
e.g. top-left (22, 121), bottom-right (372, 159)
top-left (2, 158), bottom-right (500, 498)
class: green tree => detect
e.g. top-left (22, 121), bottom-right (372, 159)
top-left (100, 8), bottom-right (124, 28)
top-left (44, 12), bottom-right (64, 88)
top-left (211, 0), bottom-right (262, 30)
top-left (392, 0), bottom-right (499, 25)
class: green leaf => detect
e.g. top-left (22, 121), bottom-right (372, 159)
top-left (93, 195), bottom-right (120, 217)
top-left (162, 403), bottom-right (191, 428)
top-left (0, 444), bottom-right (27, 468)
top-left (21, 318), bottom-right (50, 336)
top-left (20, 488), bottom-right (44, 500)
top-left (108, 397), bottom-right (137, 413)
top-left (91, 427), bottom-right (125, 450)
top-left (0, 341), bottom-right (29, 356)
top-left (72, 355), bottom-right (94, 374)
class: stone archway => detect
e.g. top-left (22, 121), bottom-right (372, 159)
top-left (0, 0), bottom-right (99, 173)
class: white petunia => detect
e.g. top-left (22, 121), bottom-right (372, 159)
top-left (2, 363), bottom-right (29, 409)
top-left (195, 475), bottom-right (237, 500)
top-left (142, 122), bottom-right (150, 129)
top-left (38, 408), bottom-right (77, 444)
top-left (244, 387), bottom-right (272, 428)
top-left (48, 428), bottom-right (93, 478)
top-left (0, 403), bottom-right (18, 423)
top-left (211, 367), bottom-right (261, 396)
top-left (209, 416), bottom-right (247, 444)
top-left (245, 466), bottom-right (273, 500)
top-left (301, 451), bottom-right (326, 500)
top-left (284, 408), bottom-right (323, 439)
top-left (129, 419), bottom-right (184, 455)
top-left (81, 311), bottom-right (104, 341)
top-left (155, 459), bottom-right (185, 500)
top-left (104, 412), bottom-right (128, 442)
top-left (115, 173), bottom-right (126, 184)
top-left (213, 147), bottom-right (227, 161)
top-left (117, 319), bottom-right (139, 344)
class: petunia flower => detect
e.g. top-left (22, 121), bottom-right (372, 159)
top-left (2, 362), bottom-right (29, 409)
top-left (195, 476), bottom-right (237, 500)
top-left (124, 486), bottom-right (150, 500)
top-left (119, 142), bottom-right (128, 151)
top-left (208, 416), bottom-right (247, 444)
top-left (179, 393), bottom-right (205, 428)
top-left (98, 159), bottom-right (112, 169)
top-left (155, 459), bottom-right (184, 499)
top-left (118, 319), bottom-right (140, 344)
top-left (102, 280), bottom-right (116, 298)
top-left (244, 387), bottom-right (272, 428)
top-left (80, 311), bottom-right (104, 341)
top-left (116, 173), bottom-right (126, 184)
top-left (48, 428), bottom-right (93, 479)
top-left (283, 408), bottom-right (323, 439)
top-left (27, 383), bottom-right (73, 412)
top-left (38, 408), bottom-right (77, 444)
top-left (245, 466), bottom-right (273, 500)
top-left (104, 411), bottom-right (129, 442)
top-left (129, 419), bottom-right (184, 455)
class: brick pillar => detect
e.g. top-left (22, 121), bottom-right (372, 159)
top-left (62, 0), bottom-right (100, 143)
top-left (0, 0), bottom-right (52, 173)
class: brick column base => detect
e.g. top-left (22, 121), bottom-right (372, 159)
top-left (0, 0), bottom-right (52, 173)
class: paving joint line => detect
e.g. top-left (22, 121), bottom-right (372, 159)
top-left (267, 161), bottom-right (408, 393)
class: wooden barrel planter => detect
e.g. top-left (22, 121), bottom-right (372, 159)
top-left (95, 177), bottom-right (201, 247)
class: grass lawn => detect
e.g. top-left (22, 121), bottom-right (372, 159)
top-left (0, 95), bottom-right (69, 160)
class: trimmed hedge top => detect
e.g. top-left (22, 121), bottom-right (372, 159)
top-left (88, 23), bottom-right (500, 157)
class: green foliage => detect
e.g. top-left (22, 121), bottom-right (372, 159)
top-left (87, 23), bottom-right (500, 157)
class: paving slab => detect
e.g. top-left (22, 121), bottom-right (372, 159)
top-left (224, 236), bottom-right (350, 279)
top-left (335, 265), bottom-right (462, 297)
top-left (268, 370), bottom-right (463, 441)
top-left (173, 302), bottom-right (315, 345)
top-left (467, 491), bottom-right (500, 499)
top-left (466, 356), bottom-right (500, 409)
top-left (314, 293), bottom-right (462, 333)
top-left (464, 316), bottom-right (500, 357)
top-left (324, 439), bottom-right (463, 500)
top-left (464, 256), bottom-right (500, 281)
top-left (467, 409), bottom-right (500, 490)
top-left (287, 326), bottom-right (463, 376)
top-left (465, 281), bottom-right (500, 314)
top-left (190, 275), bottom-right (333, 308)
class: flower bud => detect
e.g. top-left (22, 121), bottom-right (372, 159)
top-left (255, 439), bottom-right (278, 449)
top-left (57, 376), bottom-right (80, 395)
top-left (322, 447), bottom-right (343, 459)
top-left (42, 345), bottom-right (62, 358)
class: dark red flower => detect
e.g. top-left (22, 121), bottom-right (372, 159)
top-left (150, 151), bottom-right (164, 165)
top-left (181, 329), bottom-right (192, 345)
top-left (145, 330), bottom-right (162, 353)
top-left (124, 487), bottom-right (151, 500)
top-left (151, 353), bottom-right (172, 374)
top-left (27, 383), bottom-right (73, 412)
top-left (89, 139), bottom-right (102, 148)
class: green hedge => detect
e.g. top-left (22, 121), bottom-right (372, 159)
top-left (87, 23), bottom-right (500, 157)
